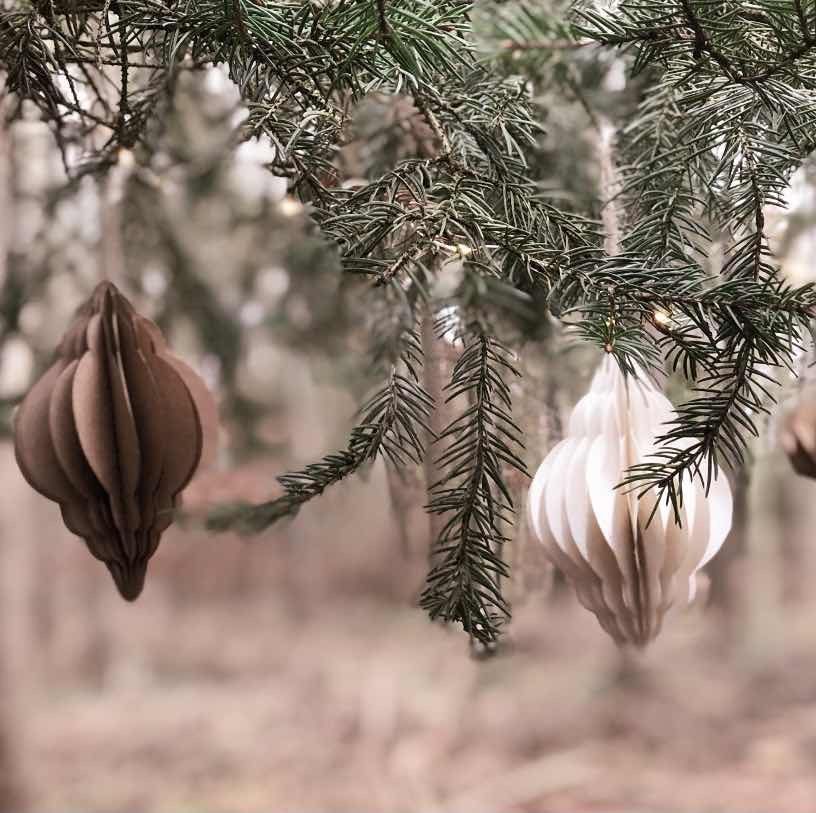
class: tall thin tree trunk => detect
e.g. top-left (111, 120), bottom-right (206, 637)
top-left (541, 359), bottom-right (570, 599)
top-left (0, 457), bottom-right (34, 813)
top-left (706, 466), bottom-right (750, 644)
top-left (508, 350), bottom-right (558, 605)
top-left (597, 116), bottom-right (621, 258)
top-left (421, 306), bottom-right (447, 553)
top-left (0, 95), bottom-right (24, 813)
top-left (777, 468), bottom-right (804, 605)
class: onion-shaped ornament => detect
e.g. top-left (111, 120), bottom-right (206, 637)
top-left (14, 282), bottom-right (217, 600)
top-left (780, 392), bottom-right (816, 479)
top-left (528, 356), bottom-right (732, 646)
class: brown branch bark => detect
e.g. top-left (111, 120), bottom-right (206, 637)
top-left (36, 0), bottom-right (110, 12)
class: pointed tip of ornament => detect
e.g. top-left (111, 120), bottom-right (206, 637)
top-left (91, 280), bottom-right (122, 310)
top-left (106, 559), bottom-right (148, 601)
top-left (92, 279), bottom-right (118, 295)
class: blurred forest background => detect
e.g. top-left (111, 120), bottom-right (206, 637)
top-left (3, 18), bottom-right (816, 813)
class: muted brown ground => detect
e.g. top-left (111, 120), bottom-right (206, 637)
top-left (4, 446), bottom-right (816, 812)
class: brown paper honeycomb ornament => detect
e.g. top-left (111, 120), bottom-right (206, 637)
top-left (14, 281), bottom-right (217, 600)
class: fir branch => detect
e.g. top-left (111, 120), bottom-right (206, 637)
top-left (208, 328), bottom-right (434, 533)
top-left (420, 321), bottom-right (526, 647)
top-left (11, 0), bottom-right (816, 625)
top-left (577, 0), bottom-right (816, 87)
top-left (375, 0), bottom-right (391, 39)
top-left (589, 247), bottom-right (814, 516)
top-left (554, 0), bottom-right (816, 513)
top-left (678, 0), bottom-right (739, 80)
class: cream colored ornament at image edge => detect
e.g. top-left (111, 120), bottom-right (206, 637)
top-left (528, 356), bottom-right (733, 646)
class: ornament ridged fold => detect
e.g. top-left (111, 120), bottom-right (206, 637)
top-left (528, 356), bottom-right (732, 646)
top-left (14, 282), bottom-right (217, 600)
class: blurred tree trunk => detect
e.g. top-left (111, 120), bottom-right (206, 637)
top-left (7, 110), bottom-right (62, 676)
top-left (776, 467), bottom-right (805, 605)
top-left (0, 103), bottom-right (24, 812)
top-left (0, 92), bottom-right (26, 813)
top-left (0, 736), bottom-right (19, 813)
top-left (421, 309), bottom-right (446, 552)
top-left (0, 119), bottom-right (9, 811)
top-left (0, 516), bottom-right (25, 813)
top-left (543, 365), bottom-right (570, 599)
top-left (707, 465), bottom-right (750, 618)
top-left (507, 351), bottom-right (558, 606)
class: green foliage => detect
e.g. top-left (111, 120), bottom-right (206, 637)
top-left (5, 0), bottom-right (816, 644)
top-left (208, 323), bottom-right (434, 531)
top-left (568, 0), bottom-right (816, 513)
top-left (421, 319), bottom-right (526, 646)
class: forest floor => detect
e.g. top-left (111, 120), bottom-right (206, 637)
top-left (5, 455), bottom-right (816, 812)
top-left (18, 588), bottom-right (816, 812)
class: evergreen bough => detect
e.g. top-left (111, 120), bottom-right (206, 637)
top-left (3, 0), bottom-right (816, 645)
